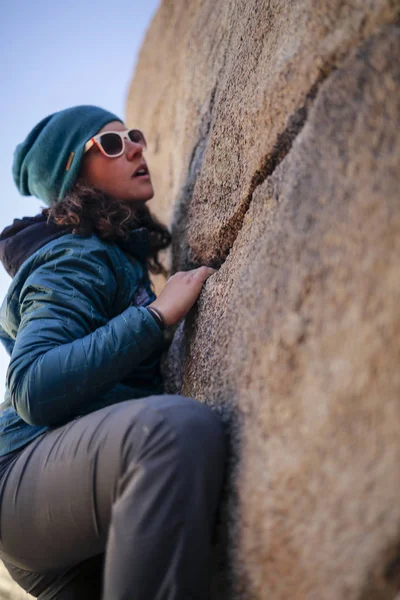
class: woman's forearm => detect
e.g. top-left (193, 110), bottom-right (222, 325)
top-left (8, 306), bottom-right (164, 427)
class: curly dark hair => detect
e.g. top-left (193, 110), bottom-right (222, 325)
top-left (43, 180), bottom-right (172, 278)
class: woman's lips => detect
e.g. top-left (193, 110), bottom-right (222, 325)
top-left (132, 162), bottom-right (149, 178)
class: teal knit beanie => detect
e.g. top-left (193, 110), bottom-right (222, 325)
top-left (12, 105), bottom-right (123, 206)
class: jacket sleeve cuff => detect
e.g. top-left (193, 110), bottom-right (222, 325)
top-left (124, 305), bottom-right (165, 347)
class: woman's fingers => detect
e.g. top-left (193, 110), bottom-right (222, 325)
top-left (193, 266), bottom-right (217, 276)
top-left (188, 266), bottom-right (216, 280)
top-left (168, 266), bottom-right (216, 283)
top-left (150, 266), bottom-right (217, 326)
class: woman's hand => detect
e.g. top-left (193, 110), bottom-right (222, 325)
top-left (148, 266), bottom-right (216, 326)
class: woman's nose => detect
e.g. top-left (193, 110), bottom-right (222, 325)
top-left (125, 139), bottom-right (143, 160)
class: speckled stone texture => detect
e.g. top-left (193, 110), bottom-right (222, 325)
top-left (0, 562), bottom-right (33, 600)
top-left (127, 2), bottom-right (400, 599)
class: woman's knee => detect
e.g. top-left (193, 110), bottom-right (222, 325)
top-left (151, 395), bottom-right (228, 519)
top-left (118, 394), bottom-right (227, 494)
top-left (144, 394), bottom-right (227, 468)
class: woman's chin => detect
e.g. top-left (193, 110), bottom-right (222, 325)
top-left (118, 183), bottom-right (154, 204)
top-left (133, 181), bottom-right (154, 202)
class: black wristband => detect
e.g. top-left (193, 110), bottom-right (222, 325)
top-left (149, 306), bottom-right (167, 329)
top-left (145, 306), bottom-right (166, 330)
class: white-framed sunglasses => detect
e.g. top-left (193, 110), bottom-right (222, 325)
top-left (84, 128), bottom-right (147, 158)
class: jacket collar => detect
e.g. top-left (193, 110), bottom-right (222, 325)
top-left (116, 227), bottom-right (150, 266)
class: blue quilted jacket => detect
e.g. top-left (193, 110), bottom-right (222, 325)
top-left (0, 215), bottom-right (166, 456)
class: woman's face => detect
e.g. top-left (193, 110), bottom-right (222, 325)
top-left (79, 120), bottom-right (154, 203)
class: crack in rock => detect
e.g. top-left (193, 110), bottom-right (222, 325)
top-left (171, 28), bottom-right (231, 273)
top-left (214, 67), bottom-right (336, 269)
top-left (171, 84), bottom-right (218, 272)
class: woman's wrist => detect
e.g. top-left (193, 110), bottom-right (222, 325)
top-left (145, 306), bottom-right (167, 330)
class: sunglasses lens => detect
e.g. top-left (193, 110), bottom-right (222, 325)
top-left (99, 133), bottom-right (123, 156)
top-left (128, 129), bottom-right (146, 147)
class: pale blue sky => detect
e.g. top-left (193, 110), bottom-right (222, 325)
top-left (0, 0), bottom-right (160, 390)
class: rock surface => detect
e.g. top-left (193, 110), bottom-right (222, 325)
top-left (0, 562), bottom-right (33, 600)
top-left (127, 2), bottom-right (400, 598)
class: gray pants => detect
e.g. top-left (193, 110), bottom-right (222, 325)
top-left (0, 395), bottom-right (227, 599)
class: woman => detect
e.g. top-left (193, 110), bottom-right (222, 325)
top-left (0, 105), bottom-right (227, 599)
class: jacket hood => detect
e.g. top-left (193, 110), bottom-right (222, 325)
top-left (0, 214), bottom-right (151, 278)
top-left (0, 214), bottom-right (72, 277)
